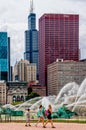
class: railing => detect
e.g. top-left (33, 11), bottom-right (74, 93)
top-left (1, 111), bottom-right (86, 123)
top-left (0, 111), bottom-right (37, 122)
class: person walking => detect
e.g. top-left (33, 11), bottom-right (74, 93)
top-left (25, 108), bottom-right (31, 127)
top-left (35, 105), bottom-right (45, 127)
top-left (43, 105), bottom-right (55, 128)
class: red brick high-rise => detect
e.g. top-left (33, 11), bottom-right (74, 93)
top-left (39, 14), bottom-right (79, 88)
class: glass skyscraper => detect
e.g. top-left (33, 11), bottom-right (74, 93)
top-left (0, 32), bottom-right (9, 81)
top-left (24, 13), bottom-right (38, 79)
top-left (8, 37), bottom-right (11, 81)
top-left (39, 14), bottom-right (79, 87)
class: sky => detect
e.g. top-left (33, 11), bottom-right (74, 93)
top-left (0, 0), bottom-right (86, 66)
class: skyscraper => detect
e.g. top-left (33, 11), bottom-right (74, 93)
top-left (39, 14), bottom-right (79, 87)
top-left (8, 37), bottom-right (11, 81)
top-left (24, 0), bottom-right (39, 79)
top-left (0, 32), bottom-right (9, 81)
top-left (13, 59), bottom-right (36, 82)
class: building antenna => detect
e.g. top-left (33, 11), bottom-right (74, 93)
top-left (30, 0), bottom-right (34, 13)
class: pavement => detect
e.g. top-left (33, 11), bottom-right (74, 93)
top-left (0, 123), bottom-right (86, 130)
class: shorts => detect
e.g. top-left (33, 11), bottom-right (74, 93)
top-left (26, 118), bottom-right (30, 122)
top-left (47, 115), bottom-right (52, 120)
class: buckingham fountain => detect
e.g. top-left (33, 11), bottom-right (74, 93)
top-left (1, 78), bottom-right (86, 119)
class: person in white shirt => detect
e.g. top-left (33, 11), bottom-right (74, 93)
top-left (25, 108), bottom-right (31, 127)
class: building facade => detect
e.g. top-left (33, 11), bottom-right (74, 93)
top-left (0, 81), bottom-right (6, 105)
top-left (0, 32), bottom-right (10, 81)
top-left (47, 60), bottom-right (86, 96)
top-left (7, 81), bottom-right (27, 104)
top-left (18, 60), bottom-right (29, 82)
top-left (13, 59), bottom-right (36, 82)
top-left (39, 14), bottom-right (79, 87)
top-left (24, 2), bottom-right (39, 79)
top-left (8, 37), bottom-right (11, 81)
top-left (32, 85), bottom-right (46, 96)
top-left (27, 63), bottom-right (36, 82)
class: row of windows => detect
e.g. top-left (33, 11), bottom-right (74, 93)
top-left (45, 20), bottom-right (78, 24)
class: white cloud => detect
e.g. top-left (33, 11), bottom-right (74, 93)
top-left (0, 0), bottom-right (86, 66)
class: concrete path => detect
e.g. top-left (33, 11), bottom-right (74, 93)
top-left (0, 123), bottom-right (86, 130)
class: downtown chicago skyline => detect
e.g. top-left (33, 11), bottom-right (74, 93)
top-left (0, 0), bottom-right (85, 65)
top-left (0, 0), bottom-right (84, 85)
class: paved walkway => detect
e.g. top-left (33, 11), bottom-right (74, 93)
top-left (0, 123), bottom-right (86, 130)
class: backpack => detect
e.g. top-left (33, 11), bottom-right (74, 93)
top-left (44, 110), bottom-right (49, 117)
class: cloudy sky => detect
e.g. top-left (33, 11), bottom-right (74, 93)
top-left (0, 0), bottom-right (86, 66)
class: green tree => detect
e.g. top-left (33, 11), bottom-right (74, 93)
top-left (26, 92), bottom-right (40, 100)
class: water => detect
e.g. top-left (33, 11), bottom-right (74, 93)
top-left (72, 79), bottom-right (86, 112)
top-left (15, 97), bottom-right (42, 111)
top-left (55, 82), bottom-right (79, 104)
top-left (2, 78), bottom-right (86, 116)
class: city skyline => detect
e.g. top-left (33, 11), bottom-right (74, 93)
top-left (0, 0), bottom-right (86, 65)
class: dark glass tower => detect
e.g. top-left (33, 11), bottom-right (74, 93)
top-left (8, 37), bottom-right (11, 81)
top-left (0, 32), bottom-right (9, 81)
top-left (24, 0), bottom-right (38, 79)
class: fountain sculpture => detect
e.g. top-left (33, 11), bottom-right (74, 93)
top-left (1, 78), bottom-right (86, 118)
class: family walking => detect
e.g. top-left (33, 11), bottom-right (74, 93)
top-left (25, 104), bottom-right (55, 128)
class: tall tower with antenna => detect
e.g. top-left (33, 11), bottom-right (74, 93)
top-left (24, 0), bottom-right (39, 79)
top-left (28, 0), bottom-right (36, 30)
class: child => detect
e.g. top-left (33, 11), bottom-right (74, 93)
top-left (25, 108), bottom-right (31, 127)
top-left (35, 105), bottom-right (45, 127)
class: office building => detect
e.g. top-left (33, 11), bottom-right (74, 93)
top-left (13, 59), bottom-right (36, 82)
top-left (39, 14), bottom-right (79, 87)
top-left (47, 60), bottom-right (86, 96)
top-left (27, 63), bottom-right (36, 82)
top-left (8, 37), bottom-right (11, 81)
top-left (24, 0), bottom-right (39, 79)
top-left (0, 32), bottom-right (9, 81)
top-left (31, 85), bottom-right (46, 96)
